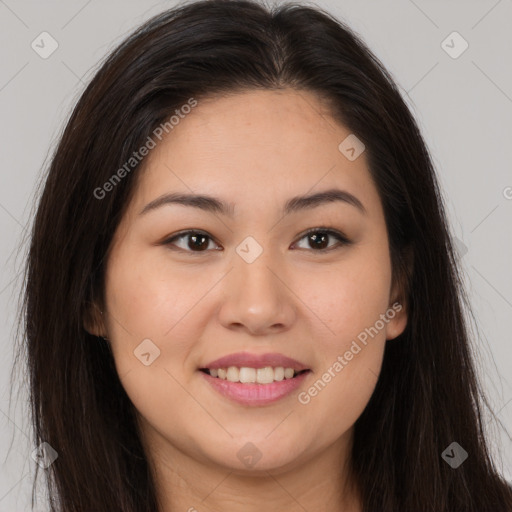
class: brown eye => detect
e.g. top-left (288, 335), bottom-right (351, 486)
top-left (308, 232), bottom-right (329, 250)
top-left (187, 233), bottom-right (210, 251)
top-left (163, 230), bottom-right (220, 252)
top-left (293, 228), bottom-right (350, 252)
top-left (162, 227), bottom-right (350, 255)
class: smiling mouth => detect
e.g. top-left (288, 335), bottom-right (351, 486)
top-left (199, 367), bottom-right (310, 384)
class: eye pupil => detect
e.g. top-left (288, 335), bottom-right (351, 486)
top-left (189, 234), bottom-right (209, 251)
top-left (310, 232), bottom-right (329, 250)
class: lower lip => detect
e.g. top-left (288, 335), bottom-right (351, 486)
top-left (200, 370), bottom-right (310, 406)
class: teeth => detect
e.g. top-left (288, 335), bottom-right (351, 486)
top-left (256, 367), bottom-right (274, 384)
top-left (207, 366), bottom-right (302, 384)
top-left (273, 367), bottom-right (285, 381)
top-left (284, 367), bottom-right (294, 379)
top-left (239, 367), bottom-right (256, 383)
top-left (227, 366), bottom-right (240, 382)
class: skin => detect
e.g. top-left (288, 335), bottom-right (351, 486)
top-left (86, 89), bottom-right (408, 512)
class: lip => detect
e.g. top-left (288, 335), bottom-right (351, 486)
top-left (200, 370), bottom-right (310, 406)
top-left (201, 351), bottom-right (309, 371)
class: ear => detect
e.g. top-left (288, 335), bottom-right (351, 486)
top-left (82, 300), bottom-right (108, 338)
top-left (386, 245), bottom-right (413, 341)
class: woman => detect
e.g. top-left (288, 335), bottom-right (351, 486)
top-left (18, 0), bottom-right (512, 510)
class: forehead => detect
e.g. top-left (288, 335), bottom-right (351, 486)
top-left (129, 89), bottom-right (379, 217)
top-left (159, 88), bottom-right (344, 164)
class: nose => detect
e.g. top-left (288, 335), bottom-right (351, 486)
top-left (217, 248), bottom-right (296, 336)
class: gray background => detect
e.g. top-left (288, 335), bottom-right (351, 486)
top-left (1, 0), bottom-right (511, 509)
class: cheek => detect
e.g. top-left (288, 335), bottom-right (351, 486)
top-left (300, 249), bottom-right (392, 343)
top-left (297, 285), bottom-right (388, 443)
top-left (293, 250), bottom-right (391, 433)
top-left (105, 244), bottom-right (203, 338)
top-left (102, 249), bottom-right (204, 435)
top-left (103, 244), bottom-right (230, 400)
top-left (297, 340), bottom-right (384, 445)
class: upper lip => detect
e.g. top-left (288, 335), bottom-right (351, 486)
top-left (201, 352), bottom-right (309, 371)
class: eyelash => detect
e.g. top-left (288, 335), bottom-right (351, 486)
top-left (161, 227), bottom-right (351, 255)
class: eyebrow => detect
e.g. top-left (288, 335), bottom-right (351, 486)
top-left (139, 188), bottom-right (366, 217)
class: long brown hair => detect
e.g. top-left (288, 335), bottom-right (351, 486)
top-left (15, 0), bottom-right (512, 510)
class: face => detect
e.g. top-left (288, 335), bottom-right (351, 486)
top-left (90, 89), bottom-right (407, 476)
